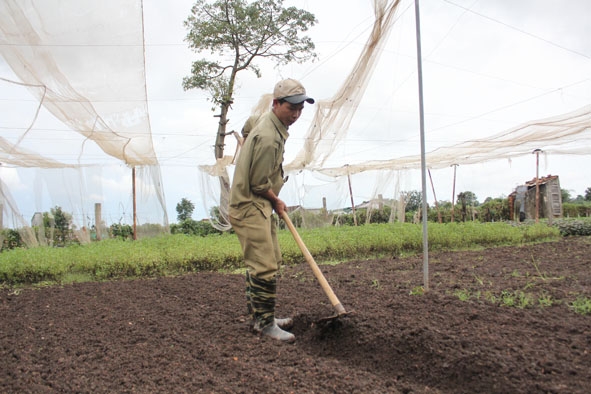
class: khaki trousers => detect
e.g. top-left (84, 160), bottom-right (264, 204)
top-left (230, 204), bottom-right (282, 280)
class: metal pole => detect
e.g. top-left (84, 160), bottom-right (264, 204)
top-left (132, 166), bottom-right (137, 240)
top-left (414, 0), bottom-right (429, 292)
top-left (451, 164), bottom-right (458, 223)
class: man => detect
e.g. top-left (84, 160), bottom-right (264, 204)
top-left (229, 78), bottom-right (314, 342)
top-left (240, 114), bottom-right (259, 140)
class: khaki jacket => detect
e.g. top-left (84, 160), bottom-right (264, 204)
top-left (229, 111), bottom-right (289, 219)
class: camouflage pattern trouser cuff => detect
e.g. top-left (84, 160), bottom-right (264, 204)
top-left (247, 271), bottom-right (276, 328)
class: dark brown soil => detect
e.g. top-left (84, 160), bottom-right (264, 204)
top-left (2, 236), bottom-right (591, 393)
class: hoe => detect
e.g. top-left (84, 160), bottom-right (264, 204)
top-left (280, 211), bottom-right (351, 324)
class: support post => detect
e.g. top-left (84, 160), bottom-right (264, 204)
top-left (451, 164), bottom-right (458, 223)
top-left (346, 165), bottom-right (357, 226)
top-left (428, 169), bottom-right (442, 223)
top-left (415, 0), bottom-right (429, 291)
top-left (95, 203), bottom-right (102, 241)
top-left (533, 149), bottom-right (542, 223)
top-left (132, 166), bottom-right (137, 240)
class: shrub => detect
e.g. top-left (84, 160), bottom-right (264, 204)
top-left (551, 218), bottom-right (591, 236)
top-left (170, 219), bottom-right (222, 237)
top-left (1, 229), bottom-right (24, 251)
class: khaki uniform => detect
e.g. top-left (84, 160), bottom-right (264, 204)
top-left (230, 78), bottom-right (311, 339)
top-left (229, 111), bottom-right (288, 280)
top-left (240, 114), bottom-right (261, 139)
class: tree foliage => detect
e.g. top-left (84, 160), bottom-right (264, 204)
top-left (183, 0), bottom-right (317, 104)
top-left (50, 206), bottom-right (72, 234)
top-left (183, 0), bottom-right (317, 159)
top-left (478, 197), bottom-right (509, 222)
top-left (109, 223), bottom-right (134, 240)
top-left (176, 198), bottom-right (195, 222)
top-left (457, 191), bottom-right (479, 207)
top-left (585, 187), bottom-right (591, 201)
top-left (401, 190), bottom-right (422, 212)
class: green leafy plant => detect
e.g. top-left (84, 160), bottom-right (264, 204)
top-left (570, 297), bottom-right (591, 315)
top-left (410, 286), bottom-right (424, 296)
top-left (499, 290), bottom-right (533, 309)
top-left (538, 293), bottom-right (554, 307)
top-left (552, 218), bottom-right (591, 236)
top-left (454, 289), bottom-right (471, 301)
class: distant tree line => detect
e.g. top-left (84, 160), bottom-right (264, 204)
top-left (2, 187), bottom-right (590, 251)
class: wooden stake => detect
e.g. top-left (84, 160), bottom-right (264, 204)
top-left (428, 169), bottom-right (442, 223)
top-left (95, 203), bottom-right (102, 241)
top-left (346, 165), bottom-right (357, 226)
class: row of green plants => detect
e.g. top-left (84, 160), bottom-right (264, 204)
top-left (2, 211), bottom-right (588, 259)
top-left (4, 194), bottom-right (588, 251)
top-left (326, 202), bottom-right (591, 228)
top-left (0, 221), bottom-right (561, 287)
top-left (449, 288), bottom-right (591, 316)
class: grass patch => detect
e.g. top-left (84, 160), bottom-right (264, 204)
top-left (570, 297), bottom-right (591, 315)
top-left (1, 221), bottom-right (561, 287)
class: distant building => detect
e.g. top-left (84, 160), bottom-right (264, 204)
top-left (31, 211), bottom-right (54, 227)
top-left (31, 212), bottom-right (44, 227)
top-left (508, 175), bottom-right (562, 221)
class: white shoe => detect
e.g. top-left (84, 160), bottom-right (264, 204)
top-left (259, 322), bottom-right (295, 343)
top-left (275, 317), bottom-right (294, 330)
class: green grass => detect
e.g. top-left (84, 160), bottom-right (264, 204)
top-left (0, 221), bottom-right (560, 287)
top-left (570, 297), bottom-right (591, 315)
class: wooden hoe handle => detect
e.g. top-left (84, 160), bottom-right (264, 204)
top-left (280, 211), bottom-right (347, 316)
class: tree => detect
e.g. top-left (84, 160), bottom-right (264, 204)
top-left (585, 187), bottom-right (591, 201)
top-left (401, 190), bottom-right (422, 213)
top-left (457, 191), bottom-right (479, 207)
top-left (479, 197), bottom-right (509, 222)
top-left (176, 198), bottom-right (195, 222)
top-left (46, 206), bottom-right (72, 245)
top-left (183, 0), bottom-right (317, 160)
top-left (561, 188), bottom-right (572, 203)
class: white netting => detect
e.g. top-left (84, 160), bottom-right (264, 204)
top-left (1, 0), bottom-right (589, 241)
top-left (199, 0), bottom-right (590, 228)
top-left (0, 0), bottom-right (168, 244)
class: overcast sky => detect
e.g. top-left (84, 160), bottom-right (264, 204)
top-left (1, 0), bottom-right (590, 223)
top-left (144, 0), bottom-right (591, 219)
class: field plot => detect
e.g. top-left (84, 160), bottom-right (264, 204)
top-left (2, 236), bottom-right (590, 393)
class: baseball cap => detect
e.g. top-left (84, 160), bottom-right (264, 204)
top-left (273, 78), bottom-right (315, 104)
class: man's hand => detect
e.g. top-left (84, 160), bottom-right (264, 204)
top-left (273, 198), bottom-right (287, 216)
top-left (260, 189), bottom-right (287, 215)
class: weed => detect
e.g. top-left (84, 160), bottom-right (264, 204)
top-left (500, 290), bottom-right (533, 309)
top-left (524, 282), bottom-right (536, 290)
top-left (291, 271), bottom-right (306, 282)
top-left (538, 293), bottom-right (554, 307)
top-left (472, 274), bottom-right (484, 286)
top-left (484, 291), bottom-right (497, 304)
top-left (454, 289), bottom-right (471, 301)
top-left (410, 286), bottom-right (424, 296)
top-left (570, 297), bottom-right (591, 315)
top-left (511, 270), bottom-right (522, 278)
top-left (529, 255), bottom-right (563, 281)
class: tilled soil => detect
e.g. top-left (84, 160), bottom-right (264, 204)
top-left (1, 236), bottom-right (590, 393)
